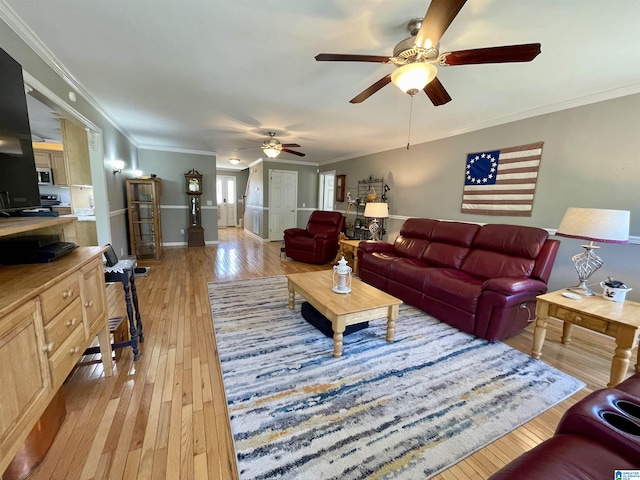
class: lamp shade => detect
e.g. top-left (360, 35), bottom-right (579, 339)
top-left (262, 146), bottom-right (280, 158)
top-left (364, 202), bottom-right (389, 219)
top-left (556, 207), bottom-right (630, 244)
top-left (391, 63), bottom-right (437, 95)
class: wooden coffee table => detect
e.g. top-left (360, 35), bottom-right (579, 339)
top-left (533, 289), bottom-right (640, 387)
top-left (286, 270), bottom-right (402, 357)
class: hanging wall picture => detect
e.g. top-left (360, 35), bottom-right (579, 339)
top-left (461, 141), bottom-right (544, 217)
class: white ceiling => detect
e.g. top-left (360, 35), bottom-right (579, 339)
top-left (6, 0), bottom-right (640, 170)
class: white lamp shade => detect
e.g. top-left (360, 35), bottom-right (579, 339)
top-left (112, 159), bottom-right (125, 170)
top-left (391, 63), bottom-right (437, 94)
top-left (364, 202), bottom-right (389, 219)
top-left (262, 147), bottom-right (280, 158)
top-left (556, 207), bottom-right (630, 243)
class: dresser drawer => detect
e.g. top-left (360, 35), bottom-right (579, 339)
top-left (43, 299), bottom-right (85, 357)
top-left (48, 321), bottom-right (86, 388)
top-left (550, 305), bottom-right (608, 334)
top-left (39, 273), bottom-right (80, 323)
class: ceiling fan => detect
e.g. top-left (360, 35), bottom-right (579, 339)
top-left (260, 132), bottom-right (305, 158)
top-left (315, 0), bottom-right (541, 106)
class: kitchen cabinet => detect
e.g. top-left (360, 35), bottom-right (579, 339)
top-left (34, 151), bottom-right (51, 168)
top-left (60, 118), bottom-right (91, 186)
top-left (32, 149), bottom-right (68, 187)
top-left (126, 178), bottom-right (163, 262)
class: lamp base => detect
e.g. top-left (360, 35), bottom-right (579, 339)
top-left (567, 245), bottom-right (603, 297)
top-left (567, 284), bottom-right (596, 296)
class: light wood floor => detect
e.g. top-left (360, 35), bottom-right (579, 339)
top-left (22, 227), bottom-right (638, 480)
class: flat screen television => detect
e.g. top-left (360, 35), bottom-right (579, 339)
top-left (0, 47), bottom-right (41, 214)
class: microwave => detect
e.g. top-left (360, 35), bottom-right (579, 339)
top-left (36, 167), bottom-right (53, 186)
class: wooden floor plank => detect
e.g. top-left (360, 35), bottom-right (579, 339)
top-left (19, 227), bottom-right (638, 480)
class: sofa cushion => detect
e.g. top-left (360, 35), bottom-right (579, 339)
top-left (423, 269), bottom-right (483, 313)
top-left (488, 434), bottom-right (638, 480)
top-left (460, 224), bottom-right (548, 280)
top-left (392, 218), bottom-right (439, 259)
top-left (388, 258), bottom-right (431, 291)
top-left (472, 224), bottom-right (548, 259)
top-left (420, 221), bottom-right (479, 269)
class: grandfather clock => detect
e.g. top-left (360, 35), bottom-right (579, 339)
top-left (185, 169), bottom-right (205, 246)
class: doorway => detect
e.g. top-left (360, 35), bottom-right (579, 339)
top-left (318, 171), bottom-right (335, 211)
top-left (217, 175), bottom-right (237, 227)
top-left (268, 169), bottom-right (298, 241)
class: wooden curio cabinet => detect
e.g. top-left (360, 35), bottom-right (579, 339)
top-left (126, 178), bottom-right (163, 262)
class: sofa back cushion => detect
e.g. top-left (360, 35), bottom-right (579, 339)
top-left (461, 224), bottom-right (549, 280)
top-left (421, 221), bottom-right (480, 269)
top-left (306, 211), bottom-right (344, 237)
top-left (393, 218), bottom-right (438, 259)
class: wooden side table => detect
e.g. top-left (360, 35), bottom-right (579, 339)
top-left (532, 289), bottom-right (640, 387)
top-left (337, 239), bottom-right (361, 275)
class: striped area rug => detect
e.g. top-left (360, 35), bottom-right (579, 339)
top-left (209, 276), bottom-right (584, 480)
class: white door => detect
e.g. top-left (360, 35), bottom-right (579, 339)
top-left (269, 170), bottom-right (298, 241)
top-left (217, 175), bottom-right (237, 227)
top-left (319, 171), bottom-right (335, 211)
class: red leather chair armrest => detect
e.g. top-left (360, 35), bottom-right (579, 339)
top-left (482, 277), bottom-right (548, 296)
top-left (284, 228), bottom-right (310, 237)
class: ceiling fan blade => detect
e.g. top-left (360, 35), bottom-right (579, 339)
top-left (423, 77), bottom-right (452, 106)
top-left (439, 43), bottom-right (541, 66)
top-left (281, 148), bottom-right (306, 157)
top-left (349, 75), bottom-right (392, 104)
top-left (315, 53), bottom-right (390, 63)
top-left (415, 0), bottom-right (467, 50)
top-left (281, 143), bottom-right (301, 148)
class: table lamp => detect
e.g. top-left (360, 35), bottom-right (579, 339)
top-left (555, 207), bottom-right (630, 295)
top-left (364, 202), bottom-right (389, 241)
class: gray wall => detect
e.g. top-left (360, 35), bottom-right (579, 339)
top-left (139, 149), bottom-right (218, 245)
top-left (1, 21), bottom-right (136, 257)
top-left (323, 94), bottom-right (640, 301)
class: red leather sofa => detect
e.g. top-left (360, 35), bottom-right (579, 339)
top-left (284, 211), bottom-right (345, 264)
top-left (489, 372), bottom-right (640, 479)
top-left (357, 218), bottom-right (560, 341)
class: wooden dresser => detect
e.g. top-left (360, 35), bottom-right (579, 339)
top-left (0, 217), bottom-right (113, 475)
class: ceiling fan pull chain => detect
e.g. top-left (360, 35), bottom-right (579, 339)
top-left (407, 96), bottom-right (414, 150)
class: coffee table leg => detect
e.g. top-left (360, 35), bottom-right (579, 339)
top-left (609, 326), bottom-right (639, 387)
top-left (333, 332), bottom-right (344, 358)
top-left (531, 301), bottom-right (549, 359)
top-left (333, 317), bottom-right (346, 357)
top-left (287, 280), bottom-right (295, 310)
top-left (386, 304), bottom-right (399, 342)
top-left (561, 322), bottom-right (574, 344)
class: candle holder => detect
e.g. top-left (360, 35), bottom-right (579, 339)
top-left (332, 256), bottom-right (352, 294)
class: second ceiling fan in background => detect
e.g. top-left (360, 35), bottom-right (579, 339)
top-left (315, 0), bottom-right (541, 106)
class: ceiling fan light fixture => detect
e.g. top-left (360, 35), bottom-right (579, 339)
top-left (391, 62), bottom-right (437, 96)
top-left (262, 146), bottom-right (280, 159)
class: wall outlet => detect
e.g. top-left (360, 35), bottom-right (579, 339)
top-left (302, 202), bottom-right (306, 208)
top-left (180, 229), bottom-right (185, 235)
top-left (120, 247), bottom-right (124, 256)
top-left (206, 200), bottom-right (213, 206)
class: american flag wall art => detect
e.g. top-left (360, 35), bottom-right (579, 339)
top-left (461, 141), bottom-right (544, 216)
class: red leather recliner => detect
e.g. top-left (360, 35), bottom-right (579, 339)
top-left (284, 211), bottom-right (345, 264)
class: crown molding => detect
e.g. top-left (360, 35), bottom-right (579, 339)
top-left (0, 1), bottom-right (138, 147)
top-left (138, 145), bottom-right (215, 156)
